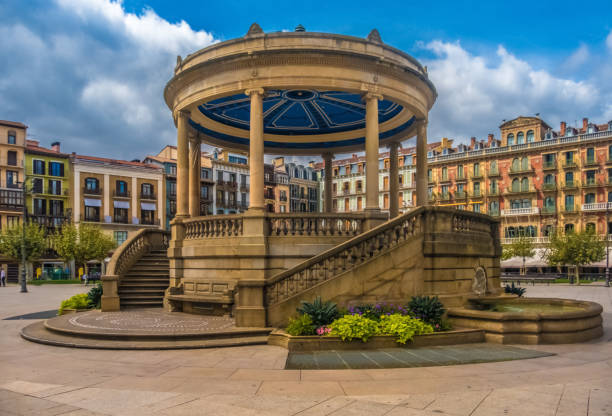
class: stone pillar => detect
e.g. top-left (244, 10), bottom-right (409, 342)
top-left (365, 93), bottom-right (383, 212)
top-left (323, 152), bottom-right (333, 213)
top-left (416, 119), bottom-right (428, 206)
top-left (189, 134), bottom-right (201, 217)
top-left (389, 141), bottom-right (399, 217)
top-left (131, 177), bottom-right (137, 223)
top-left (246, 88), bottom-right (264, 211)
top-left (176, 109), bottom-right (190, 218)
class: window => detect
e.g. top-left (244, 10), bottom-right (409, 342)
top-left (169, 200), bottom-right (176, 215)
top-left (49, 200), bottom-right (63, 217)
top-left (565, 195), bottom-right (574, 211)
top-left (201, 186), bottom-right (208, 199)
top-left (512, 178), bottom-right (520, 192)
top-left (473, 203), bottom-right (481, 213)
top-left (517, 132), bottom-right (524, 144)
top-left (586, 148), bottom-right (595, 163)
top-left (473, 182), bottom-right (481, 196)
top-left (32, 178), bottom-right (43, 193)
top-left (490, 179), bottom-right (498, 193)
top-left (609, 192), bottom-right (612, 203)
top-left (216, 189), bottom-right (224, 203)
top-left (489, 201), bottom-right (499, 214)
top-left (114, 231), bottom-right (128, 246)
top-left (6, 171), bottom-right (17, 187)
top-left (240, 174), bottom-right (247, 185)
top-left (565, 223), bottom-right (574, 233)
top-left (141, 183), bottom-right (153, 198)
top-left (526, 130), bottom-right (534, 143)
top-left (490, 160), bottom-right (497, 173)
top-left (114, 207), bottom-right (129, 223)
top-left (427, 169), bottom-right (432, 181)
top-left (7, 151), bottom-right (16, 166)
top-left (544, 196), bottom-right (554, 210)
top-left (116, 180), bottom-right (128, 196)
top-left (507, 133), bottom-right (514, 146)
top-left (356, 180), bottom-right (363, 192)
top-left (609, 145), bottom-right (612, 161)
top-left (544, 174), bottom-right (554, 185)
top-left (7, 132), bottom-right (16, 145)
top-left (141, 208), bottom-right (155, 225)
top-left (586, 223), bottom-right (596, 233)
top-left (585, 193), bottom-right (596, 204)
top-left (201, 168), bottom-right (209, 180)
top-left (521, 157), bottom-right (529, 170)
top-left (168, 164), bottom-right (177, 175)
top-left (85, 206), bottom-right (100, 222)
top-left (32, 160), bottom-right (45, 174)
top-left (511, 158), bottom-right (519, 171)
top-left (48, 180), bottom-right (61, 196)
top-left (49, 162), bottom-right (64, 177)
top-left (441, 167), bottom-right (447, 180)
top-left (33, 199), bottom-right (46, 215)
top-left (565, 151), bottom-right (574, 164)
top-left (167, 181), bottom-right (176, 197)
top-left (521, 178), bottom-right (529, 191)
top-left (85, 178), bottom-right (99, 192)
top-left (526, 226), bottom-right (536, 237)
top-left (565, 172), bottom-right (574, 185)
top-left (457, 165), bottom-right (464, 179)
top-left (473, 163), bottom-right (480, 176)
top-left (585, 170), bottom-right (596, 185)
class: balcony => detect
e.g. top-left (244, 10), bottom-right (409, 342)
top-left (113, 216), bottom-right (130, 224)
top-left (439, 192), bottom-right (451, 201)
top-left (500, 207), bottom-right (540, 216)
top-left (487, 169), bottom-right (500, 177)
top-left (454, 191), bottom-right (467, 200)
top-left (240, 183), bottom-right (248, 192)
top-left (503, 186), bottom-right (536, 195)
top-left (488, 209), bottom-right (500, 217)
top-left (583, 158), bottom-right (599, 167)
top-left (542, 161), bottom-right (557, 170)
top-left (487, 188), bottom-right (500, 196)
top-left (80, 214), bottom-right (100, 222)
top-left (470, 172), bottom-right (483, 180)
top-left (582, 202), bottom-right (612, 212)
top-left (455, 175), bottom-right (467, 183)
top-left (140, 192), bottom-right (156, 200)
top-left (541, 206), bottom-right (556, 215)
top-left (562, 160), bottom-right (577, 169)
top-left (581, 178), bottom-right (601, 188)
top-left (501, 237), bottom-right (550, 245)
top-left (561, 181), bottom-right (580, 190)
top-left (30, 215), bottom-right (68, 229)
top-left (439, 175), bottom-right (451, 183)
top-left (264, 191), bottom-right (275, 200)
top-left (563, 206), bottom-right (579, 214)
top-left (509, 166), bottom-right (534, 175)
top-left (140, 218), bottom-right (161, 226)
top-left (113, 190), bottom-right (131, 198)
top-left (83, 187), bottom-right (102, 195)
top-left (469, 190), bottom-right (483, 198)
top-left (541, 183), bottom-right (557, 192)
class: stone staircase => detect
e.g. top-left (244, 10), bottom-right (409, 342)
top-left (118, 249), bottom-right (169, 309)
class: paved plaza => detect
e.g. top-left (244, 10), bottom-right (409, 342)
top-left (1, 284), bottom-right (612, 415)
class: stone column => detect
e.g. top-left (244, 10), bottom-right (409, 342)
top-left (416, 119), bottom-right (428, 206)
top-left (176, 109), bottom-right (191, 218)
top-left (365, 93), bottom-right (383, 212)
top-left (389, 141), bottom-right (399, 217)
top-left (323, 152), bottom-right (333, 213)
top-left (189, 134), bottom-right (201, 217)
top-left (246, 88), bottom-right (265, 211)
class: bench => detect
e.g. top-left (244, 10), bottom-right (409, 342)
top-left (500, 275), bottom-right (558, 286)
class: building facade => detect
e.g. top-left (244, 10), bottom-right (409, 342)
top-left (211, 149), bottom-right (249, 215)
top-left (284, 161), bottom-right (318, 212)
top-left (72, 154), bottom-right (165, 247)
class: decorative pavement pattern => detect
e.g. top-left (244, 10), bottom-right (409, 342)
top-left (286, 344), bottom-right (553, 369)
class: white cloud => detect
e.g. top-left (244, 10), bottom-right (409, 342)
top-left (422, 40), bottom-right (601, 142)
top-left (607, 30), bottom-right (612, 52)
top-left (564, 43), bottom-right (590, 71)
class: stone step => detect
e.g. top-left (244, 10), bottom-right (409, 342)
top-left (119, 289), bottom-right (165, 294)
top-left (120, 300), bottom-right (164, 308)
top-left (123, 273), bottom-right (169, 278)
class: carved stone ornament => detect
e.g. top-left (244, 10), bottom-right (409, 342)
top-left (472, 266), bottom-right (488, 296)
top-left (174, 55), bottom-right (182, 74)
top-left (367, 29), bottom-right (382, 43)
top-left (246, 23), bottom-right (264, 36)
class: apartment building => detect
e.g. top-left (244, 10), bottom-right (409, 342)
top-left (0, 120), bottom-right (26, 282)
top-left (426, 116), bottom-right (612, 242)
top-left (72, 154), bottom-right (165, 246)
top-left (211, 149), bottom-right (249, 214)
top-left (284, 161), bottom-right (318, 212)
top-left (264, 162), bottom-right (290, 213)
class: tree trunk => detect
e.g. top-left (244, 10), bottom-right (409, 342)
top-left (522, 257), bottom-right (526, 276)
top-left (576, 267), bottom-right (580, 285)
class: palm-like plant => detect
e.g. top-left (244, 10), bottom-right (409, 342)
top-left (297, 296), bottom-right (339, 327)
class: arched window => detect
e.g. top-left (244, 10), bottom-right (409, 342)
top-left (544, 196), bottom-right (554, 208)
top-left (586, 222), bottom-right (596, 233)
top-left (294, 168), bottom-right (299, 177)
top-left (511, 158), bottom-right (519, 171)
top-left (565, 171), bottom-right (574, 184)
top-left (521, 157), bottom-right (529, 170)
top-left (511, 199), bottom-right (521, 209)
top-left (141, 183), bottom-right (154, 198)
top-left (85, 177), bottom-right (99, 192)
top-left (521, 177), bottom-right (529, 191)
top-left (507, 133), bottom-right (514, 146)
top-left (526, 130), bottom-right (534, 143)
top-left (441, 167), bottom-right (447, 180)
top-left (585, 193), bottom-right (596, 204)
top-left (512, 178), bottom-right (520, 192)
top-left (517, 132), bottom-right (525, 144)
top-left (490, 160), bottom-right (497, 173)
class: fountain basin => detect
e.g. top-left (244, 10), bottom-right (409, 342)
top-left (447, 297), bottom-right (603, 344)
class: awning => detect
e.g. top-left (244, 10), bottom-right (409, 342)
top-left (84, 198), bottom-right (101, 207)
top-left (141, 202), bottom-right (156, 211)
top-left (113, 200), bottom-right (130, 209)
top-left (501, 249), bottom-right (548, 268)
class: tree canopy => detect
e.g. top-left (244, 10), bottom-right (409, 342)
top-left (0, 222), bottom-right (46, 262)
top-left (502, 234), bottom-right (536, 275)
top-left (544, 229), bottom-right (605, 283)
top-left (54, 224), bottom-right (116, 270)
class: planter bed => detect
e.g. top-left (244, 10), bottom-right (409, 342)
top-left (268, 328), bottom-right (485, 352)
top-left (59, 308), bottom-right (90, 315)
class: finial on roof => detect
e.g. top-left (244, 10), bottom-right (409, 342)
top-left (367, 28), bottom-right (382, 43)
top-left (295, 24), bottom-right (305, 32)
top-left (174, 55), bottom-right (182, 74)
top-left (246, 22), bottom-right (263, 36)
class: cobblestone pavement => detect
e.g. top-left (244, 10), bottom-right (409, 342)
top-left (1, 283), bottom-right (612, 415)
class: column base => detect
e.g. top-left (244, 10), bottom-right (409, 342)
top-left (235, 307), bottom-right (267, 327)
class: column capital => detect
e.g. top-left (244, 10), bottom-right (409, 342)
top-left (245, 87), bottom-right (265, 97)
top-left (178, 109), bottom-right (191, 118)
top-left (363, 92), bottom-right (383, 102)
top-left (388, 140), bottom-right (400, 150)
top-left (322, 152), bottom-right (334, 161)
top-left (188, 132), bottom-right (198, 143)
top-left (416, 117), bottom-right (428, 127)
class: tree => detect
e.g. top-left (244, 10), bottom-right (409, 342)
top-left (54, 224), bottom-right (116, 276)
top-left (544, 229), bottom-right (605, 284)
top-left (0, 223), bottom-right (46, 280)
top-left (502, 234), bottom-right (536, 275)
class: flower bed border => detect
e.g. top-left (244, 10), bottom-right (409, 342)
top-left (268, 328), bottom-right (485, 351)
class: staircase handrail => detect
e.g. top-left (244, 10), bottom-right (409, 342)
top-left (263, 206), bottom-right (497, 306)
top-left (106, 228), bottom-right (170, 277)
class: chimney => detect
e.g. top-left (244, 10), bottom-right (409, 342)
top-left (487, 134), bottom-right (494, 145)
top-left (560, 121), bottom-right (566, 137)
top-left (26, 139), bottom-right (39, 147)
top-left (582, 118), bottom-right (588, 131)
top-left (51, 141), bottom-right (60, 152)
top-left (470, 137), bottom-right (476, 148)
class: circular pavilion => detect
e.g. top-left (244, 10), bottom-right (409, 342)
top-left (164, 24), bottom-right (437, 218)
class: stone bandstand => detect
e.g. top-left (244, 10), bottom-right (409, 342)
top-left (101, 25), bottom-right (502, 328)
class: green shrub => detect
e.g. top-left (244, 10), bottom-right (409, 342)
top-left (87, 283), bottom-right (103, 309)
top-left (504, 282), bottom-right (526, 297)
top-left (285, 314), bottom-right (316, 336)
top-left (328, 314), bottom-right (379, 342)
top-left (437, 318), bottom-right (453, 332)
top-left (407, 296), bottom-right (446, 326)
top-left (378, 314), bottom-right (434, 344)
top-left (58, 293), bottom-right (90, 315)
top-left (297, 297), bottom-right (339, 327)
top-left (348, 303), bottom-right (409, 320)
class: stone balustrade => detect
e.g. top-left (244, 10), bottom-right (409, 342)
top-left (267, 213), bottom-right (365, 237)
top-left (184, 215), bottom-right (244, 239)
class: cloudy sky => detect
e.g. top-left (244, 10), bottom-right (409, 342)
top-left (1, 0), bottom-right (611, 161)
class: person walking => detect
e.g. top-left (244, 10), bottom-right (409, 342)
top-left (82, 272), bottom-right (88, 286)
top-left (1, 268), bottom-right (6, 287)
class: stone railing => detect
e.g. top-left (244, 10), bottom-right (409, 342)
top-left (183, 215), bottom-right (244, 238)
top-left (267, 213), bottom-right (366, 237)
top-left (101, 228), bottom-right (170, 311)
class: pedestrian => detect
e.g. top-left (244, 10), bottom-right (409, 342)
top-left (0, 268), bottom-right (5, 287)
top-left (83, 272), bottom-right (88, 286)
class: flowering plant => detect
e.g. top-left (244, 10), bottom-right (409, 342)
top-left (316, 326), bottom-right (332, 336)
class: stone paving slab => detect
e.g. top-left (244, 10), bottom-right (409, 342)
top-left (285, 344), bottom-right (553, 369)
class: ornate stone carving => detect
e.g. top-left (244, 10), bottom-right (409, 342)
top-left (174, 55), bottom-right (183, 74)
top-left (367, 29), bottom-right (382, 43)
top-left (472, 266), bottom-right (488, 296)
top-left (246, 22), bottom-right (263, 36)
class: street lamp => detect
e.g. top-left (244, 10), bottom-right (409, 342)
top-left (17, 179), bottom-right (30, 293)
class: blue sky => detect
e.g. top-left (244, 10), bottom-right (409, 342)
top-left (1, 0), bottom-right (611, 161)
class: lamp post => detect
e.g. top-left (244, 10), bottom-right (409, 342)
top-left (19, 180), bottom-right (28, 293)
